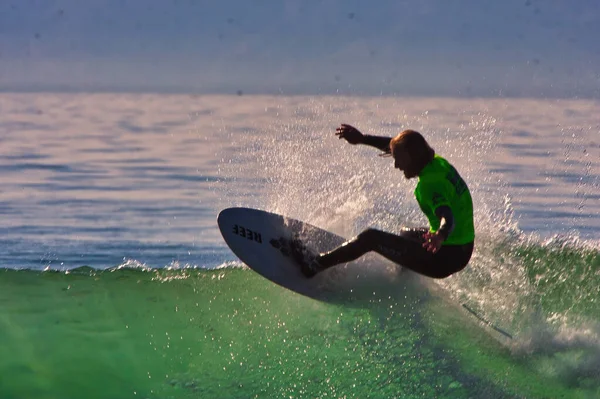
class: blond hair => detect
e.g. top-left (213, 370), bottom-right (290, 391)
top-left (390, 130), bottom-right (435, 172)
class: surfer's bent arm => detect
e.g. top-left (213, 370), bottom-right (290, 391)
top-left (361, 135), bottom-right (392, 154)
top-left (435, 205), bottom-right (455, 240)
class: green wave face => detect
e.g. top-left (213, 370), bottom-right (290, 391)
top-left (516, 239), bottom-right (600, 318)
top-left (429, 236), bottom-right (600, 399)
top-left (1, 247), bottom-right (598, 399)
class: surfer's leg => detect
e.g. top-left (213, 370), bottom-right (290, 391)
top-left (315, 227), bottom-right (472, 279)
top-left (373, 231), bottom-right (474, 278)
top-left (398, 227), bottom-right (429, 242)
top-left (300, 228), bottom-right (383, 277)
top-left (308, 228), bottom-right (421, 275)
top-left (315, 227), bottom-right (427, 267)
top-left (305, 227), bottom-right (473, 279)
top-left (315, 228), bottom-right (388, 269)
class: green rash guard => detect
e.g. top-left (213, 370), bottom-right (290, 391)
top-left (414, 155), bottom-right (475, 245)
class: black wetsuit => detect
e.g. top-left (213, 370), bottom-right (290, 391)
top-left (317, 226), bottom-right (474, 279)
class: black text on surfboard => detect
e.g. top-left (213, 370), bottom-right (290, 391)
top-left (232, 224), bottom-right (262, 244)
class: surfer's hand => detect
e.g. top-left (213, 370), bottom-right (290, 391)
top-left (422, 231), bottom-right (444, 253)
top-left (335, 124), bottom-right (364, 144)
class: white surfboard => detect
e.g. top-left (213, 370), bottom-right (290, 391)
top-left (217, 207), bottom-right (347, 298)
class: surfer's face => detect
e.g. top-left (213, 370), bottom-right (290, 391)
top-left (393, 147), bottom-right (418, 179)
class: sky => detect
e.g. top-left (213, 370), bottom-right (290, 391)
top-left (1, 0), bottom-right (599, 97)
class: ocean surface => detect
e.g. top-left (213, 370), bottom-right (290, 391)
top-left (0, 93), bottom-right (599, 399)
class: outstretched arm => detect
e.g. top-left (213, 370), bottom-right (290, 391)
top-left (336, 124), bottom-right (391, 154)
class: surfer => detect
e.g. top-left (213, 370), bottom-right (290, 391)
top-left (300, 124), bottom-right (475, 279)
